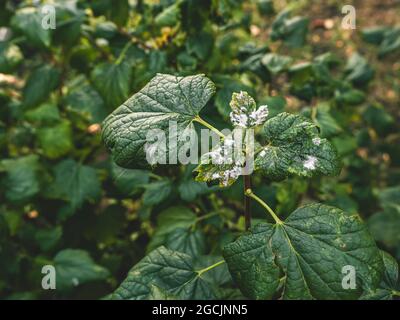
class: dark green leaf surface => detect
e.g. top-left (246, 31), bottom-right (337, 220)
top-left (45, 159), bottom-right (101, 211)
top-left (54, 249), bottom-right (110, 291)
top-left (23, 65), bottom-right (60, 109)
top-left (223, 203), bottom-right (383, 300)
top-left (255, 112), bottom-right (340, 180)
top-left (0, 155), bottom-right (41, 203)
top-left (91, 60), bottom-right (132, 109)
top-left (11, 7), bottom-right (51, 48)
top-left (361, 251), bottom-right (399, 300)
top-left (110, 246), bottom-right (219, 300)
top-left (102, 74), bottom-right (216, 168)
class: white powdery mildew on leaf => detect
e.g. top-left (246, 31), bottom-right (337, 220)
top-left (229, 91), bottom-right (269, 128)
top-left (195, 135), bottom-right (247, 187)
top-left (312, 137), bottom-right (321, 145)
top-left (303, 155), bottom-right (318, 170)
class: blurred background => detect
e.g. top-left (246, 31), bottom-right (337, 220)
top-left (0, 0), bottom-right (399, 299)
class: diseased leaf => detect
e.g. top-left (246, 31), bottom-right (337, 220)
top-left (102, 74), bottom-right (216, 168)
top-left (255, 112), bottom-right (340, 180)
top-left (194, 134), bottom-right (247, 188)
top-left (110, 246), bottom-right (219, 300)
top-left (223, 203), bottom-right (384, 300)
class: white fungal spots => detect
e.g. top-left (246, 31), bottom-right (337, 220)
top-left (312, 137), bottom-right (321, 146)
top-left (229, 91), bottom-right (269, 128)
top-left (248, 105), bottom-right (269, 126)
top-left (230, 112), bottom-right (248, 128)
top-left (303, 155), bottom-right (318, 170)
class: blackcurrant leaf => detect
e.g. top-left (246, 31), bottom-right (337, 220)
top-left (255, 112), bottom-right (340, 180)
top-left (102, 73), bottom-right (215, 169)
top-left (223, 203), bottom-right (384, 300)
top-left (110, 246), bottom-right (220, 300)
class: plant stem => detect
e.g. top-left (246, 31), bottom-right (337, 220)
top-left (311, 97), bottom-right (318, 122)
top-left (243, 175), bottom-right (252, 230)
top-left (193, 116), bottom-right (225, 139)
top-left (115, 41), bottom-right (132, 65)
top-left (197, 260), bottom-right (225, 276)
top-left (245, 189), bottom-right (283, 225)
top-left (196, 211), bottom-right (220, 223)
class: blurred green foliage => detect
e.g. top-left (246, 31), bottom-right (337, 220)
top-left (0, 0), bottom-right (399, 299)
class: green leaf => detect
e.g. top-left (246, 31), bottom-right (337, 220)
top-left (0, 42), bottom-right (23, 74)
top-left (368, 206), bottom-right (400, 249)
top-left (361, 251), bottom-right (399, 300)
top-left (178, 165), bottom-right (214, 202)
top-left (194, 133), bottom-right (247, 188)
top-left (54, 249), bottom-right (110, 291)
top-left (214, 77), bottom-right (254, 119)
top-left (0, 155), bottom-right (41, 203)
top-left (334, 87), bottom-right (366, 106)
top-left (102, 73), bottom-right (216, 168)
top-left (186, 31), bottom-right (214, 61)
top-left (155, 3), bottom-right (181, 27)
top-left (376, 185), bottom-right (400, 210)
top-left (64, 76), bottom-right (107, 123)
top-left (147, 206), bottom-right (197, 253)
top-left (35, 226), bottom-right (62, 252)
top-left (24, 103), bottom-right (60, 125)
top-left (302, 103), bottom-right (342, 138)
top-left (45, 159), bottom-right (101, 211)
top-left (361, 26), bottom-right (388, 45)
top-left (270, 10), bottom-right (309, 48)
top-left (53, 1), bottom-right (85, 46)
top-left (165, 228), bottom-right (206, 257)
top-left (229, 91), bottom-right (269, 128)
top-left (23, 65), bottom-right (60, 109)
top-left (255, 112), bottom-right (340, 180)
top-left (223, 203), bottom-right (384, 299)
top-left (142, 180), bottom-right (172, 207)
top-left (37, 120), bottom-right (73, 159)
top-left (378, 27), bottom-right (400, 57)
top-left (110, 246), bottom-right (220, 300)
top-left (261, 53), bottom-right (292, 74)
top-left (11, 7), bottom-right (51, 48)
top-left (344, 53), bottom-right (374, 86)
top-left (91, 60), bottom-right (132, 109)
top-left (111, 162), bottom-right (150, 196)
